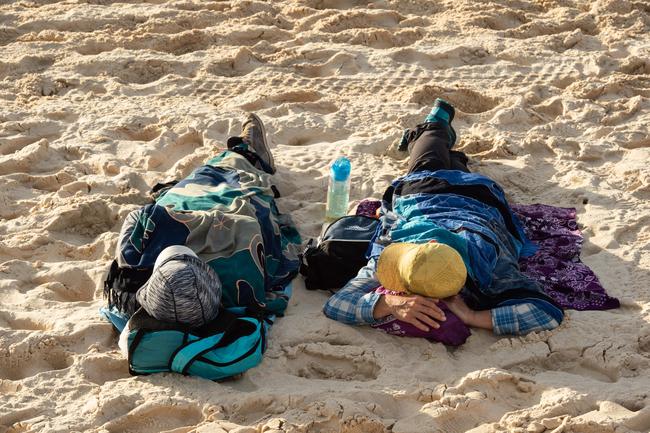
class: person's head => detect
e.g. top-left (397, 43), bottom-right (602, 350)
top-left (136, 245), bottom-right (221, 328)
top-left (376, 241), bottom-right (466, 298)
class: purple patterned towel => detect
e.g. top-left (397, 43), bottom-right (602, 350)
top-left (512, 203), bottom-right (619, 311)
top-left (355, 199), bottom-right (619, 344)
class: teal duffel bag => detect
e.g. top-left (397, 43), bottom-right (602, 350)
top-left (125, 307), bottom-right (271, 381)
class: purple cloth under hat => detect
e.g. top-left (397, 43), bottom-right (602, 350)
top-left (372, 286), bottom-right (471, 346)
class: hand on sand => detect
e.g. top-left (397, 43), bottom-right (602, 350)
top-left (374, 294), bottom-right (446, 332)
top-left (444, 295), bottom-right (493, 330)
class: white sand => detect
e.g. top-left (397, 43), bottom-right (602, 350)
top-left (1, 1), bottom-right (649, 432)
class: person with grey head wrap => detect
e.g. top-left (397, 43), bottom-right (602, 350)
top-left (118, 245), bottom-right (222, 357)
top-left (112, 113), bottom-right (301, 359)
top-left (136, 245), bottom-right (222, 328)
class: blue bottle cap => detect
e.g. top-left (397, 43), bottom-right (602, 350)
top-left (331, 156), bottom-right (351, 181)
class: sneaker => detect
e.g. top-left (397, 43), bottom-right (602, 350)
top-left (424, 98), bottom-right (455, 124)
top-left (424, 98), bottom-right (457, 149)
top-left (241, 113), bottom-right (275, 174)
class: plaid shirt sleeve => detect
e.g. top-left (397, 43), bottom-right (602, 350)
top-left (323, 258), bottom-right (382, 325)
top-left (491, 302), bottom-right (561, 335)
top-left (323, 257), bottom-right (563, 334)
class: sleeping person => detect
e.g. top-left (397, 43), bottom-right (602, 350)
top-left (323, 99), bottom-right (564, 341)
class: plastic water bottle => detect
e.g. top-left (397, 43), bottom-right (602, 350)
top-left (325, 156), bottom-right (351, 222)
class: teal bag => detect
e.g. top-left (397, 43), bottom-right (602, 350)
top-left (100, 283), bottom-right (294, 381)
top-left (125, 307), bottom-right (270, 381)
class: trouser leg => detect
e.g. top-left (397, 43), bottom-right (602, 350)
top-left (226, 136), bottom-right (274, 174)
top-left (449, 150), bottom-right (470, 173)
top-left (406, 122), bottom-right (470, 174)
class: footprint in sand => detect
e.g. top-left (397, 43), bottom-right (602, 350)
top-left (409, 84), bottom-right (502, 114)
top-left (0, 261), bottom-right (97, 303)
top-left (458, 136), bottom-right (509, 158)
top-left (333, 27), bottom-right (425, 49)
top-left (73, 27), bottom-right (217, 57)
top-left (0, 119), bottom-right (64, 156)
top-left (153, 30), bottom-right (213, 56)
top-left (504, 341), bottom-right (623, 384)
top-left (223, 25), bottom-right (293, 47)
top-left (0, 26), bottom-right (19, 46)
top-left (205, 47), bottom-right (264, 77)
top-left (390, 46), bottom-right (492, 70)
top-left (281, 342), bottom-right (380, 381)
top-left (107, 118), bottom-right (162, 142)
top-left (298, 0), bottom-right (370, 10)
top-left (0, 139), bottom-right (79, 176)
top-left (44, 199), bottom-right (119, 241)
top-left (572, 76), bottom-right (650, 101)
top-left (31, 267), bottom-right (98, 303)
top-left (102, 402), bottom-right (204, 433)
top-left (0, 261), bottom-right (44, 305)
top-left (314, 10), bottom-right (405, 33)
top-left (503, 13), bottom-right (598, 39)
top-left (618, 56), bottom-right (650, 76)
top-left (379, 1), bottom-right (443, 15)
top-left (394, 369), bottom-right (542, 433)
top-left (0, 310), bottom-right (51, 332)
top-left (75, 353), bottom-right (130, 385)
top-left (0, 55), bottom-right (55, 80)
top-left (292, 51), bottom-right (366, 78)
top-left (146, 128), bottom-right (205, 174)
top-left (467, 9), bottom-right (530, 31)
top-left (0, 344), bottom-right (73, 381)
top-left (237, 89), bottom-right (324, 112)
top-left (266, 115), bottom-right (349, 147)
top-left (76, 58), bottom-right (195, 85)
top-left (0, 407), bottom-right (42, 432)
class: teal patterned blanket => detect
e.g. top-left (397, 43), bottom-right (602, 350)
top-left (116, 151), bottom-right (302, 315)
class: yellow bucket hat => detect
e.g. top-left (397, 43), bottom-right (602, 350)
top-left (376, 241), bottom-right (467, 298)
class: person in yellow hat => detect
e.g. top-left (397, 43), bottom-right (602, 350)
top-left (371, 239), bottom-right (493, 332)
top-left (375, 240), bottom-right (467, 299)
top-left (323, 99), bottom-right (563, 336)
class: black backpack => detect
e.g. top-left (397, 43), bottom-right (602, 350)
top-left (300, 215), bottom-right (379, 291)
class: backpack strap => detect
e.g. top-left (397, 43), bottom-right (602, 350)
top-left (170, 333), bottom-right (228, 375)
top-left (127, 328), bottom-right (147, 376)
top-left (194, 326), bottom-right (264, 368)
top-left (170, 316), bottom-right (268, 375)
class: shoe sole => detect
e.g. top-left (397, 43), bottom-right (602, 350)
top-left (249, 113), bottom-right (275, 173)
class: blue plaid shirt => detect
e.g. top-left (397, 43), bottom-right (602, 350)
top-left (323, 258), bottom-right (561, 336)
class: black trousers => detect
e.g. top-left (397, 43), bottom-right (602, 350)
top-left (406, 122), bottom-right (469, 174)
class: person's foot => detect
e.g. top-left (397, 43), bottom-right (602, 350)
top-left (425, 98), bottom-right (457, 149)
top-left (424, 98), bottom-right (455, 125)
top-left (397, 98), bottom-right (458, 152)
top-left (241, 113), bottom-right (276, 174)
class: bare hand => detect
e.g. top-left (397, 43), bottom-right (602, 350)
top-left (444, 295), bottom-right (493, 330)
top-left (444, 295), bottom-right (474, 325)
top-left (375, 294), bottom-right (446, 332)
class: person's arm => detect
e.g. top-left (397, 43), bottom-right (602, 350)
top-left (444, 295), bottom-right (493, 330)
top-left (445, 295), bottom-right (562, 335)
top-left (490, 302), bottom-right (562, 335)
top-left (323, 258), bottom-right (384, 325)
top-left (324, 258), bottom-right (447, 330)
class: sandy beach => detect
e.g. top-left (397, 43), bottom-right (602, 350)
top-left (1, 0), bottom-right (649, 432)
